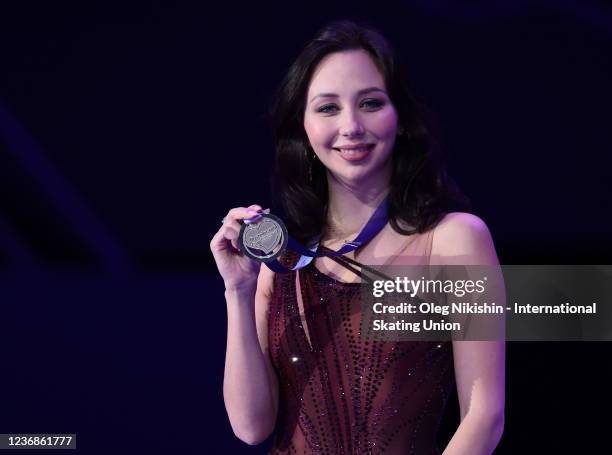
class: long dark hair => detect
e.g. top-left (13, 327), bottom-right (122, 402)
top-left (268, 19), bottom-right (470, 245)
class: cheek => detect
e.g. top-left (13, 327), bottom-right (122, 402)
top-left (304, 117), bottom-right (333, 145)
top-left (371, 108), bottom-right (399, 137)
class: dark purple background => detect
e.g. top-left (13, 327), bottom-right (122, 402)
top-left (1, 1), bottom-right (610, 453)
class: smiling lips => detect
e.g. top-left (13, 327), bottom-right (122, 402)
top-left (333, 143), bottom-right (375, 161)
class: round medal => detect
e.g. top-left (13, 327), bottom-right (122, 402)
top-left (238, 213), bottom-right (288, 262)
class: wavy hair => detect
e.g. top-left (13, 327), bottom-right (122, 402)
top-left (268, 19), bottom-right (471, 245)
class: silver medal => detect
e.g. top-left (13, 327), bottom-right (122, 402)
top-left (238, 213), bottom-right (288, 262)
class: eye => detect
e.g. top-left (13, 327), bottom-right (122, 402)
top-left (316, 99), bottom-right (384, 114)
top-left (361, 99), bottom-right (384, 109)
top-left (317, 104), bottom-right (338, 113)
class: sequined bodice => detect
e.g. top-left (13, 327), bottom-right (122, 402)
top-left (268, 257), bottom-right (455, 455)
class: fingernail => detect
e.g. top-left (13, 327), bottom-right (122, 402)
top-left (247, 209), bottom-right (258, 215)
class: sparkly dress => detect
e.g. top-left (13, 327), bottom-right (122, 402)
top-left (267, 229), bottom-right (456, 454)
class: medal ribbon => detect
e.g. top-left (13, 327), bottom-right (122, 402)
top-left (264, 194), bottom-right (389, 273)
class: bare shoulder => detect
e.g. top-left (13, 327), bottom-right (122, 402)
top-left (431, 212), bottom-right (499, 265)
top-left (434, 212), bottom-right (490, 238)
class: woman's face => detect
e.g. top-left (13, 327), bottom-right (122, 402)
top-left (303, 49), bottom-right (399, 187)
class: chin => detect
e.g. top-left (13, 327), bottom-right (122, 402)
top-left (329, 168), bottom-right (376, 185)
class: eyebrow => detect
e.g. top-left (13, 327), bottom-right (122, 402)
top-left (309, 87), bottom-right (388, 103)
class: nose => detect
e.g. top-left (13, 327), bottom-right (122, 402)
top-left (339, 109), bottom-right (365, 138)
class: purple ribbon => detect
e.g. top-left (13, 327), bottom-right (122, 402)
top-left (265, 195), bottom-right (389, 273)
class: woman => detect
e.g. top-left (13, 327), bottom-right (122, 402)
top-left (211, 19), bottom-right (505, 454)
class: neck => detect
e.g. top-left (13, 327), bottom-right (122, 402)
top-left (324, 169), bottom-right (391, 242)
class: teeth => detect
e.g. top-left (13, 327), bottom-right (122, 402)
top-left (338, 146), bottom-right (371, 153)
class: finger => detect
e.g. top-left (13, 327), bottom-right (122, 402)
top-left (223, 224), bottom-right (239, 241)
top-left (211, 234), bottom-right (240, 256)
top-left (210, 228), bottom-right (231, 254)
top-left (224, 206), bottom-right (264, 225)
top-left (244, 206), bottom-right (271, 224)
top-left (224, 225), bottom-right (242, 252)
top-left (211, 224), bottom-right (239, 251)
top-left (247, 204), bottom-right (263, 212)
